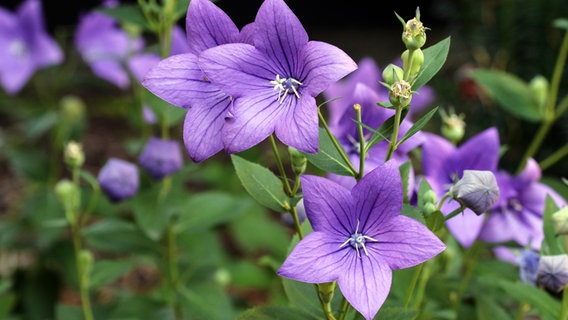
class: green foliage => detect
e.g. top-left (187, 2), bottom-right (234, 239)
top-left (236, 306), bottom-right (317, 320)
top-left (412, 37), bottom-right (451, 90)
top-left (303, 128), bottom-right (353, 176)
top-left (542, 195), bottom-right (567, 255)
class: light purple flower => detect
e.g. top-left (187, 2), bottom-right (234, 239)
top-left (327, 82), bottom-right (424, 191)
top-left (479, 159), bottom-right (566, 249)
top-left (97, 158), bottom-right (139, 202)
top-left (138, 137), bottom-right (183, 180)
top-left (75, 4), bottom-right (143, 89)
top-left (198, 0), bottom-right (357, 154)
top-left (143, 0), bottom-right (244, 162)
top-left (421, 127), bottom-right (500, 248)
top-left (0, 0), bottom-right (63, 94)
top-left (278, 161), bottom-right (445, 320)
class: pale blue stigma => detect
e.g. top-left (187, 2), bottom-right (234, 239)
top-left (339, 220), bottom-right (379, 258)
top-left (270, 74), bottom-right (302, 104)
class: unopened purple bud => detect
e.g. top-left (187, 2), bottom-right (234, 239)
top-left (451, 170), bottom-right (499, 215)
top-left (97, 158), bottom-right (139, 202)
top-left (282, 198), bottom-right (306, 226)
top-left (516, 250), bottom-right (540, 286)
top-left (537, 254), bottom-right (568, 292)
top-left (138, 137), bottom-right (183, 180)
top-left (142, 105), bottom-right (157, 125)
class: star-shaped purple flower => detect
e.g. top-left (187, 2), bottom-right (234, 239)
top-left (421, 127), bottom-right (500, 248)
top-left (198, 0), bottom-right (357, 154)
top-left (143, 0), bottom-right (245, 162)
top-left (278, 161), bottom-right (445, 320)
top-left (479, 158), bottom-right (566, 249)
top-left (0, 0), bottom-right (63, 94)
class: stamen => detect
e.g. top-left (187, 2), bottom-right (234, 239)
top-left (339, 219), bottom-right (379, 258)
top-left (269, 74), bottom-right (302, 104)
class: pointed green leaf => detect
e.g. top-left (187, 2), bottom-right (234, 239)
top-left (398, 106), bottom-right (438, 147)
top-left (469, 69), bottom-right (543, 121)
top-left (412, 37), bottom-right (451, 90)
top-left (90, 260), bottom-right (136, 289)
top-left (98, 5), bottom-right (150, 30)
top-left (542, 195), bottom-right (566, 255)
top-left (303, 128), bottom-right (354, 176)
top-left (498, 280), bottom-right (561, 320)
top-left (231, 155), bottom-right (290, 212)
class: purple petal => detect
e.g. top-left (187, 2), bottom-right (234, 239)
top-left (239, 22), bottom-right (256, 45)
top-left (452, 127), bottom-right (500, 172)
top-left (199, 43), bottom-right (275, 98)
top-left (302, 41), bottom-right (357, 96)
top-left (274, 95), bottom-right (318, 153)
top-left (352, 161), bottom-right (403, 233)
top-left (90, 60), bottom-right (130, 89)
top-left (0, 54), bottom-right (34, 94)
top-left (337, 253), bottom-right (392, 320)
top-left (254, 0), bottom-right (308, 76)
top-left (222, 93), bottom-right (284, 153)
top-left (522, 183), bottom-right (566, 214)
top-left (371, 215), bottom-right (445, 269)
top-left (515, 158), bottom-right (541, 186)
top-left (143, 53), bottom-right (217, 108)
top-left (421, 133), bottom-right (455, 192)
top-left (30, 31), bottom-right (63, 67)
top-left (185, 0), bottom-right (239, 54)
top-left (277, 232), bottom-right (350, 284)
top-left (128, 53), bottom-right (160, 83)
top-left (300, 175), bottom-right (355, 236)
top-left (183, 95), bottom-right (232, 162)
top-left (170, 25), bottom-right (190, 55)
top-left (444, 200), bottom-right (485, 248)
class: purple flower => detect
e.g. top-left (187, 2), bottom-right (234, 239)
top-left (327, 82), bottom-right (423, 191)
top-left (278, 161), bottom-right (445, 320)
top-left (97, 158), bottom-right (139, 202)
top-left (421, 127), bottom-right (500, 247)
top-left (0, 0), bottom-right (63, 94)
top-left (198, 0), bottom-right (357, 154)
top-left (138, 137), bottom-right (183, 180)
top-left (518, 250), bottom-right (540, 286)
top-left (75, 4), bottom-right (143, 89)
top-left (143, 0), bottom-right (244, 162)
top-left (479, 159), bottom-right (566, 249)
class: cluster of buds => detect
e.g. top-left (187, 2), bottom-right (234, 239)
top-left (418, 189), bottom-right (438, 217)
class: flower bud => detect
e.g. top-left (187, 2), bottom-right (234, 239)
top-left (552, 206), bottom-right (568, 236)
top-left (537, 254), bottom-right (568, 292)
top-left (97, 158), bottom-right (139, 202)
top-left (402, 9), bottom-right (427, 50)
top-left (138, 137), bottom-right (183, 180)
top-left (80, 249), bottom-right (94, 287)
top-left (516, 249), bottom-right (540, 286)
top-left (288, 146), bottom-right (307, 176)
top-left (440, 109), bottom-right (466, 144)
top-left (282, 198), bottom-right (307, 226)
top-left (213, 268), bottom-right (231, 287)
top-left (401, 49), bottom-right (424, 79)
top-left (64, 141), bottom-right (85, 168)
top-left (529, 75), bottom-right (549, 111)
top-left (55, 179), bottom-right (80, 224)
top-left (60, 95), bottom-right (86, 123)
top-left (451, 170), bottom-right (499, 215)
top-left (423, 203), bottom-right (437, 217)
top-left (381, 64), bottom-right (404, 85)
top-left (389, 80), bottom-right (412, 107)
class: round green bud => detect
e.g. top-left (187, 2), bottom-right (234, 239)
top-left (423, 203), bottom-right (437, 217)
top-left (55, 179), bottom-right (80, 224)
top-left (440, 110), bottom-right (466, 144)
top-left (60, 95), bottom-right (86, 123)
top-left (402, 18), bottom-right (427, 50)
top-left (422, 189), bottom-right (437, 205)
top-left (529, 75), bottom-right (549, 111)
top-left (389, 80), bottom-right (413, 107)
top-left (64, 141), bottom-right (85, 168)
top-left (213, 268), bottom-right (232, 287)
top-left (288, 146), bottom-right (307, 176)
top-left (382, 64), bottom-right (404, 85)
top-left (401, 49), bottom-right (424, 79)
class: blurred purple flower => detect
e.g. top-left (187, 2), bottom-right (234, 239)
top-left (479, 159), bottom-right (566, 249)
top-left (421, 127), bottom-right (500, 247)
top-left (518, 249), bottom-right (540, 286)
top-left (97, 158), bottom-right (139, 202)
top-left (278, 161), bottom-right (445, 320)
top-left (322, 56), bottom-right (435, 126)
top-left (143, 0), bottom-right (245, 162)
top-left (75, 4), bottom-right (143, 89)
top-left (138, 137), bottom-right (183, 180)
top-left (198, 0), bottom-right (357, 154)
top-left (0, 0), bottom-right (63, 94)
top-left (142, 105), bottom-right (157, 124)
top-left (327, 82), bottom-right (424, 191)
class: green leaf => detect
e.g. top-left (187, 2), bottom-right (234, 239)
top-left (175, 192), bottom-right (251, 233)
top-left (469, 69), bottom-right (543, 121)
top-left (376, 307), bottom-right (418, 320)
top-left (180, 283), bottom-right (236, 320)
top-left (397, 106), bottom-right (438, 147)
top-left (412, 37), bottom-right (451, 90)
top-left (402, 204), bottom-right (426, 225)
top-left (90, 260), bottom-right (136, 289)
top-left (541, 195), bottom-right (566, 255)
top-left (554, 18), bottom-right (568, 30)
top-left (231, 155), bottom-right (290, 212)
top-left (303, 128), bottom-right (354, 176)
top-left (236, 306), bottom-right (317, 320)
top-left (82, 219), bottom-right (161, 255)
top-left (174, 0), bottom-right (191, 20)
top-left (475, 295), bottom-right (513, 320)
top-left (498, 280), bottom-right (561, 320)
top-left (98, 5), bottom-right (150, 30)
top-left (143, 88), bottom-right (187, 127)
top-left (55, 305), bottom-right (83, 320)
top-left (0, 294), bottom-right (16, 318)
top-left (399, 161), bottom-right (412, 203)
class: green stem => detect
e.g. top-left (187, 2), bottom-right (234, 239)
top-left (290, 205), bottom-right (304, 240)
top-left (354, 105), bottom-right (365, 181)
top-left (269, 135), bottom-right (293, 196)
top-left (453, 241), bottom-right (482, 313)
top-left (403, 49), bottom-right (416, 81)
top-left (444, 206), bottom-right (465, 222)
top-left (385, 105), bottom-right (403, 161)
top-left (555, 94), bottom-right (568, 120)
top-left (166, 221), bottom-right (183, 320)
top-left (316, 282), bottom-right (337, 320)
top-left (318, 108), bottom-right (358, 177)
top-left (413, 260), bottom-right (433, 312)
top-left (561, 287), bottom-right (568, 320)
top-left (403, 263), bottom-right (424, 308)
top-left (337, 296), bottom-right (350, 320)
top-left (437, 192), bottom-right (451, 211)
top-left (539, 144), bottom-right (568, 171)
top-left (516, 120), bottom-right (553, 174)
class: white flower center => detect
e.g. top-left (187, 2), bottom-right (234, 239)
top-left (9, 39), bottom-right (28, 57)
top-left (339, 220), bottom-right (378, 258)
top-left (508, 198), bottom-right (523, 212)
top-left (269, 74), bottom-right (302, 104)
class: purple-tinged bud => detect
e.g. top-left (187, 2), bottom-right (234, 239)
top-left (138, 137), bottom-right (183, 180)
top-left (516, 250), bottom-right (540, 286)
top-left (282, 198), bottom-right (306, 226)
top-left (537, 254), bottom-right (568, 292)
top-left (382, 64), bottom-right (404, 85)
top-left (451, 170), bottom-right (499, 215)
top-left (97, 158), bottom-right (139, 202)
top-left (552, 206), bottom-right (568, 236)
